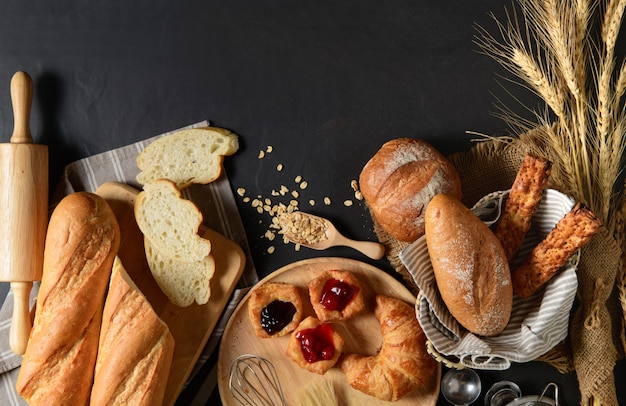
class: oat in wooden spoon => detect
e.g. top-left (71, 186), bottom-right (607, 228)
top-left (278, 211), bottom-right (385, 260)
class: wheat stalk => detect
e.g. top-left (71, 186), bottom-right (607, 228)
top-left (476, 0), bottom-right (626, 223)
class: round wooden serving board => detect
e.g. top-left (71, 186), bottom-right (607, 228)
top-left (217, 257), bottom-right (441, 405)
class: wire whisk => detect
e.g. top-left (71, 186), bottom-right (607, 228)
top-left (229, 354), bottom-right (286, 406)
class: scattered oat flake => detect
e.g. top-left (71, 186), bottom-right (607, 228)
top-left (291, 190), bottom-right (299, 198)
top-left (300, 181), bottom-right (308, 189)
top-left (237, 187), bottom-right (246, 196)
top-left (351, 180), bottom-right (358, 191)
top-left (324, 197), bottom-right (331, 205)
top-left (344, 200), bottom-right (353, 207)
top-left (277, 163), bottom-right (283, 171)
top-left (267, 246), bottom-right (275, 254)
top-left (243, 196), bottom-right (251, 203)
top-left (295, 175), bottom-right (302, 183)
top-left (355, 191), bottom-right (363, 200)
top-left (309, 199), bottom-right (315, 206)
top-left (266, 145), bottom-right (273, 153)
top-left (258, 150), bottom-right (265, 159)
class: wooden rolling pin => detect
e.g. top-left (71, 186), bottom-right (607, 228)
top-left (0, 71), bottom-right (48, 354)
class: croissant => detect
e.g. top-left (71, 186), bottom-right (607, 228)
top-left (338, 295), bottom-right (439, 401)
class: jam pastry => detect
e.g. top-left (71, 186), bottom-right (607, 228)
top-left (248, 282), bottom-right (303, 338)
top-left (308, 270), bottom-right (365, 322)
top-left (286, 316), bottom-right (344, 374)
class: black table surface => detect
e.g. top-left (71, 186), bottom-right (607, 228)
top-left (0, 1), bottom-right (624, 405)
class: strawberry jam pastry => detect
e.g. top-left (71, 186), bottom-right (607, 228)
top-left (248, 282), bottom-right (303, 338)
top-left (286, 316), bottom-right (344, 374)
top-left (308, 269), bottom-right (365, 322)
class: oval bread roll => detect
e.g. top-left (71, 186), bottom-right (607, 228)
top-left (425, 193), bottom-right (512, 337)
top-left (359, 138), bottom-right (462, 242)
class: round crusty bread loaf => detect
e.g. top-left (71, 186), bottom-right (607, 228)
top-left (359, 138), bottom-right (462, 243)
top-left (424, 193), bottom-right (512, 337)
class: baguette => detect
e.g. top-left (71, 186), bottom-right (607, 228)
top-left (494, 153), bottom-right (552, 262)
top-left (16, 192), bottom-right (120, 405)
top-left (512, 203), bottom-right (602, 298)
top-left (91, 257), bottom-right (175, 406)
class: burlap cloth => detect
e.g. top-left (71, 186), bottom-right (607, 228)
top-left (372, 137), bottom-right (626, 405)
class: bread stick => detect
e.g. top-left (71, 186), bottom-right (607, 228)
top-left (494, 153), bottom-right (552, 262)
top-left (512, 203), bottom-right (601, 298)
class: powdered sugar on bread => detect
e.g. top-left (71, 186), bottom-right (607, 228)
top-left (425, 193), bottom-right (512, 337)
top-left (359, 138), bottom-right (462, 242)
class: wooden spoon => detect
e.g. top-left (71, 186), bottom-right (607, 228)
top-left (279, 211), bottom-right (385, 260)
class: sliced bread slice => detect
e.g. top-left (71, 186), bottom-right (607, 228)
top-left (134, 179), bottom-right (210, 262)
top-left (144, 237), bottom-right (215, 307)
top-left (136, 126), bottom-right (239, 189)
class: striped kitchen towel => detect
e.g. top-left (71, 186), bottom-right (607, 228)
top-left (0, 121), bottom-right (258, 405)
top-left (400, 189), bottom-right (578, 370)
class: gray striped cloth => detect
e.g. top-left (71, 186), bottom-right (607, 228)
top-left (400, 189), bottom-right (578, 370)
top-left (0, 121), bottom-right (258, 405)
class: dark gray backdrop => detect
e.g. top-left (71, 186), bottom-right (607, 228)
top-left (0, 1), bottom-right (624, 405)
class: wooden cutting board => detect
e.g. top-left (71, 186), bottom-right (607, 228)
top-left (95, 181), bottom-right (246, 406)
top-left (217, 257), bottom-right (441, 406)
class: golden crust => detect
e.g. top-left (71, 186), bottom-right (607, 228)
top-left (359, 138), bottom-right (462, 242)
top-left (247, 282), bottom-right (303, 338)
top-left (512, 203), bottom-right (602, 298)
top-left (494, 153), bottom-right (552, 262)
top-left (308, 269), bottom-right (365, 322)
top-left (425, 193), bottom-right (512, 337)
top-left (338, 296), bottom-right (439, 401)
top-left (285, 316), bottom-right (344, 374)
top-left (16, 192), bottom-right (121, 406)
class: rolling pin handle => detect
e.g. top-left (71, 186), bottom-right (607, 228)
top-left (10, 71), bottom-right (34, 144)
top-left (9, 281), bottom-right (33, 355)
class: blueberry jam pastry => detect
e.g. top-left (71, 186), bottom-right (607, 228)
top-left (248, 282), bottom-right (303, 338)
top-left (286, 316), bottom-right (344, 374)
top-left (308, 270), bottom-right (365, 322)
